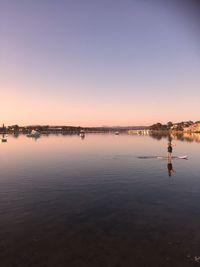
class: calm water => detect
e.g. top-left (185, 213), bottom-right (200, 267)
top-left (0, 133), bottom-right (200, 267)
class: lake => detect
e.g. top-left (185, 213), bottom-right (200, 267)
top-left (0, 133), bottom-right (200, 267)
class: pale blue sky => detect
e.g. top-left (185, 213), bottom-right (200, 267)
top-left (1, 0), bottom-right (200, 126)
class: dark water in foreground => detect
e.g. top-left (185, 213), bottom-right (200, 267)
top-left (0, 133), bottom-right (200, 267)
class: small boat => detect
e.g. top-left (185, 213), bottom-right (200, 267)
top-left (27, 130), bottom-right (41, 138)
top-left (79, 130), bottom-right (85, 137)
top-left (115, 131), bottom-right (119, 135)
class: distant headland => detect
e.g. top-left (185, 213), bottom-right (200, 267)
top-left (149, 121), bottom-right (200, 133)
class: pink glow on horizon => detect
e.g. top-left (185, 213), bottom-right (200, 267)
top-left (1, 83), bottom-right (199, 127)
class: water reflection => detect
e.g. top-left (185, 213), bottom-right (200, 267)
top-left (1, 133), bottom-right (7, 143)
top-left (167, 156), bottom-right (174, 177)
top-left (80, 134), bottom-right (85, 140)
top-left (150, 131), bottom-right (200, 143)
top-left (173, 132), bottom-right (200, 143)
top-left (13, 132), bottom-right (19, 138)
top-left (0, 133), bottom-right (200, 266)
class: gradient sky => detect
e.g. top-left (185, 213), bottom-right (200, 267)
top-left (1, 0), bottom-right (200, 126)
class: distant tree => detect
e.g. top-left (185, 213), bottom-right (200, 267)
top-left (176, 125), bottom-right (183, 131)
top-left (12, 125), bottom-right (19, 132)
top-left (167, 121), bottom-right (173, 129)
top-left (150, 122), bottom-right (168, 131)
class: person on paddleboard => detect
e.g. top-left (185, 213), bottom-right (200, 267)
top-left (168, 141), bottom-right (172, 155)
top-left (167, 136), bottom-right (175, 176)
top-left (167, 141), bottom-right (173, 159)
top-left (167, 135), bottom-right (175, 159)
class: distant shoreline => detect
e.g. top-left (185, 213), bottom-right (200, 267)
top-left (0, 125), bottom-right (148, 134)
top-left (0, 121), bottom-right (200, 134)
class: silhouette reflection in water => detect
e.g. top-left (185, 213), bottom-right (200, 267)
top-left (167, 156), bottom-right (175, 177)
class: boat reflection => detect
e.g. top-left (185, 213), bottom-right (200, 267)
top-left (27, 130), bottom-right (41, 138)
top-left (1, 134), bottom-right (7, 143)
top-left (80, 134), bottom-right (85, 140)
top-left (79, 130), bottom-right (85, 139)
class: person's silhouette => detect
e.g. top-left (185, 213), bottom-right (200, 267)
top-left (167, 137), bottom-right (173, 159)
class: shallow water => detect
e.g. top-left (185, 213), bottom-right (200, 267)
top-left (0, 133), bottom-right (200, 267)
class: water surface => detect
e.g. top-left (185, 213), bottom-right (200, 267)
top-left (0, 133), bottom-right (200, 267)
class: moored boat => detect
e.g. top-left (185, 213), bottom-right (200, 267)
top-left (27, 130), bottom-right (41, 138)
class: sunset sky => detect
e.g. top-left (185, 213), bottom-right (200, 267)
top-left (1, 0), bottom-right (200, 126)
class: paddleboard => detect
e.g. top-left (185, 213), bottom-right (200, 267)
top-left (138, 156), bottom-right (188, 160)
top-left (157, 156), bottom-right (187, 159)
